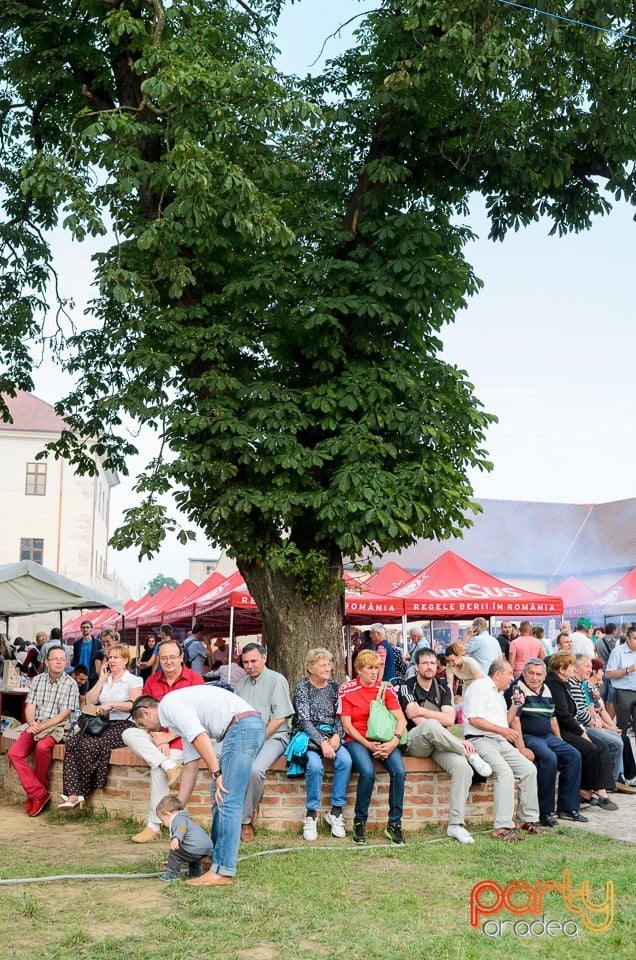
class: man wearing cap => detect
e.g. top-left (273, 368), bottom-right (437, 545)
top-left (569, 618), bottom-right (595, 658)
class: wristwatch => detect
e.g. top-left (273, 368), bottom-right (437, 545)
top-left (212, 770), bottom-right (222, 780)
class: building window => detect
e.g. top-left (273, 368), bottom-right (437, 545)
top-left (25, 462), bottom-right (47, 496)
top-left (20, 538), bottom-right (44, 564)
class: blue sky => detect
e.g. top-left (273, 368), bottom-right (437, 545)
top-left (31, 1), bottom-right (636, 592)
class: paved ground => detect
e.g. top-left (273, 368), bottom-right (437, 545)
top-left (573, 732), bottom-right (636, 844)
top-left (575, 790), bottom-right (636, 843)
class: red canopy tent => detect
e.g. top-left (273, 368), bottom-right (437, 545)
top-left (134, 579), bottom-right (197, 629)
top-left (587, 568), bottom-right (636, 617)
top-left (195, 571), bottom-right (259, 627)
top-left (552, 576), bottom-right (599, 619)
top-left (163, 571), bottom-right (226, 626)
top-left (125, 585), bottom-right (174, 631)
top-left (389, 551), bottom-right (563, 618)
top-left (344, 588), bottom-right (404, 622)
top-left (364, 561), bottom-right (411, 596)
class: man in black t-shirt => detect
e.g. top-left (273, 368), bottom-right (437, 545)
top-left (496, 621), bottom-right (513, 658)
top-left (396, 648), bottom-right (492, 844)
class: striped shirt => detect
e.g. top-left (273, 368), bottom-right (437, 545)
top-left (567, 676), bottom-right (593, 726)
top-left (513, 679), bottom-right (555, 737)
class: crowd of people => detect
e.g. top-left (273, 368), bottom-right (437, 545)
top-left (4, 614), bottom-right (636, 886)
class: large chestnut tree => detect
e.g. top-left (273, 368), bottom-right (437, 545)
top-left (2, 0), bottom-right (635, 680)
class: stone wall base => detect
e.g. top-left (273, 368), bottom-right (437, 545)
top-left (1, 730), bottom-right (497, 831)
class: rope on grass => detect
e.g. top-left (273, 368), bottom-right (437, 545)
top-left (0, 833), bottom-right (466, 885)
top-left (0, 871), bottom-right (162, 885)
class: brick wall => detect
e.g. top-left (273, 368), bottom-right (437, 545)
top-left (1, 731), bottom-right (496, 831)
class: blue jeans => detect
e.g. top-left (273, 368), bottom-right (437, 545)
top-left (345, 740), bottom-right (406, 825)
top-left (586, 726), bottom-right (624, 781)
top-left (211, 715), bottom-right (265, 876)
top-left (305, 746), bottom-right (352, 811)
top-left (523, 733), bottom-right (581, 814)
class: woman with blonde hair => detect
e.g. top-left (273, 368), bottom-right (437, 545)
top-left (292, 647), bottom-right (352, 841)
top-left (59, 643), bottom-right (141, 809)
top-left (338, 649), bottom-right (406, 845)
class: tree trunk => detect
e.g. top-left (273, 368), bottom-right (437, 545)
top-left (241, 563), bottom-right (346, 688)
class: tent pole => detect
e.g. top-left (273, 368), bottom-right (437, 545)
top-left (228, 605), bottom-right (235, 680)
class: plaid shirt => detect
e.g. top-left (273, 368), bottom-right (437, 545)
top-left (26, 671), bottom-right (79, 722)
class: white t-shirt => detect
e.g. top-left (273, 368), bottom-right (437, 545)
top-left (158, 685), bottom-right (256, 762)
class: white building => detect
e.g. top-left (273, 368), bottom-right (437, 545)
top-left (0, 391), bottom-right (123, 594)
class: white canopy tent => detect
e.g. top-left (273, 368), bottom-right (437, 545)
top-left (0, 561), bottom-right (125, 618)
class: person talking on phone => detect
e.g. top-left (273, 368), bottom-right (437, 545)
top-left (59, 644), bottom-right (142, 810)
top-left (509, 658), bottom-right (586, 826)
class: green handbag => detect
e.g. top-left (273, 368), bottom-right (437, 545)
top-left (366, 683), bottom-right (407, 745)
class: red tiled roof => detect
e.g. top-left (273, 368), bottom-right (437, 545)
top-left (0, 390), bottom-right (64, 434)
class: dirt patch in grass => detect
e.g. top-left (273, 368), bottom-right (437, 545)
top-left (0, 800), bottom-right (165, 870)
top-left (236, 945), bottom-right (279, 960)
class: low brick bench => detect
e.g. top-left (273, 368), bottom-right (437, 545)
top-left (1, 729), bottom-right (496, 830)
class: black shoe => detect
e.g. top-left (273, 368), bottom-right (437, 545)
top-left (384, 822), bottom-right (405, 845)
top-left (539, 813), bottom-right (558, 827)
top-left (352, 820), bottom-right (367, 845)
top-left (595, 796), bottom-right (619, 810)
top-left (557, 809), bottom-right (589, 822)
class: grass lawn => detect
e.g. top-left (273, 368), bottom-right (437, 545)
top-left (1, 812), bottom-right (635, 960)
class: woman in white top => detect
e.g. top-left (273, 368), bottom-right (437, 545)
top-left (444, 643), bottom-right (485, 698)
top-left (59, 644), bottom-right (142, 809)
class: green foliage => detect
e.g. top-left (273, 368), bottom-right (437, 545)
top-left (146, 572), bottom-right (179, 595)
top-left (2, 0), bottom-right (636, 624)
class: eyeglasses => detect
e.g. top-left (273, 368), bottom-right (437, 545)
top-left (159, 655), bottom-right (180, 662)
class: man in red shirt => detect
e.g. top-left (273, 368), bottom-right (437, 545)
top-left (123, 639), bottom-right (204, 842)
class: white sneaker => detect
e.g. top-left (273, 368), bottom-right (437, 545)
top-left (447, 824), bottom-right (475, 844)
top-left (303, 816), bottom-right (318, 841)
top-left (467, 752), bottom-right (492, 777)
top-left (324, 812), bottom-right (346, 838)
